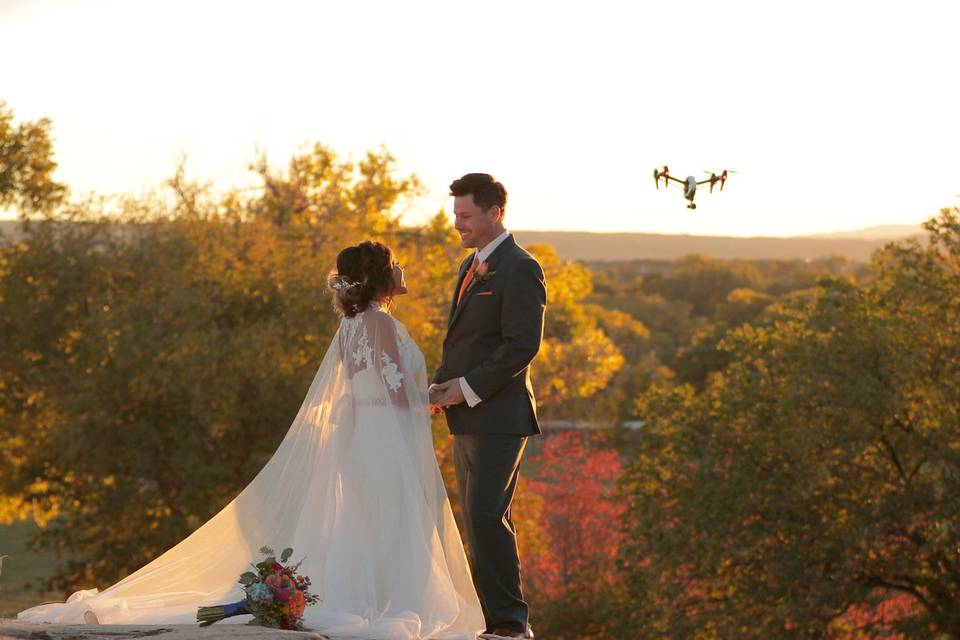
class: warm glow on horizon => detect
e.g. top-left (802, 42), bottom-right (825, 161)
top-left (1, 0), bottom-right (957, 237)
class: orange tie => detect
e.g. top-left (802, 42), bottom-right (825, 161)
top-left (457, 256), bottom-right (479, 305)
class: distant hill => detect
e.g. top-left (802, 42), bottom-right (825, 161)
top-left (514, 228), bottom-right (922, 263)
top-left (1, 220), bottom-right (923, 263)
top-left (801, 224), bottom-right (924, 240)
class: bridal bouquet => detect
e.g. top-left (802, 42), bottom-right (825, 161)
top-left (196, 546), bottom-right (319, 630)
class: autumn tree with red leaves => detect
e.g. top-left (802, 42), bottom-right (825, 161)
top-left (521, 431), bottom-right (626, 639)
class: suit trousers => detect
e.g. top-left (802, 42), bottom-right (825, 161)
top-left (452, 433), bottom-right (529, 634)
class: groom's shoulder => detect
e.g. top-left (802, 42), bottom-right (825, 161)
top-left (516, 244), bottom-right (537, 262)
top-left (505, 235), bottom-right (535, 262)
top-left (506, 242), bottom-right (545, 279)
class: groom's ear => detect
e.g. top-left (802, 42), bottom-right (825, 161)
top-left (486, 205), bottom-right (503, 222)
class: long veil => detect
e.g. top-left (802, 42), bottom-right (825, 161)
top-left (17, 309), bottom-right (484, 639)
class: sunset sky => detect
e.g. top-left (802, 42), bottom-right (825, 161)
top-left (1, 0), bottom-right (957, 237)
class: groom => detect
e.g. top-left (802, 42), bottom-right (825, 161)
top-left (429, 173), bottom-right (546, 640)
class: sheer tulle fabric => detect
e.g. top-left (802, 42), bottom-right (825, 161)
top-left (17, 308), bottom-right (484, 639)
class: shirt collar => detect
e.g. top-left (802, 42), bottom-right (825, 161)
top-left (474, 229), bottom-right (510, 265)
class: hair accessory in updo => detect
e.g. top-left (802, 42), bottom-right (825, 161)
top-left (329, 275), bottom-right (361, 292)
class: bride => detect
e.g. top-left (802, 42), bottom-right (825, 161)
top-left (17, 240), bottom-right (485, 639)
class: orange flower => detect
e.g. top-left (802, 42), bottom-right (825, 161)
top-left (474, 261), bottom-right (496, 284)
top-left (288, 590), bottom-right (306, 618)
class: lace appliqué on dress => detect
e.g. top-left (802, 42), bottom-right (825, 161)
top-left (380, 351), bottom-right (403, 392)
top-left (341, 312), bottom-right (404, 393)
top-left (352, 324), bottom-right (375, 370)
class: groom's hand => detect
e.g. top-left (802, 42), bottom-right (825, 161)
top-left (430, 379), bottom-right (466, 408)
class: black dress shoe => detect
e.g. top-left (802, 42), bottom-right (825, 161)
top-left (479, 627), bottom-right (526, 640)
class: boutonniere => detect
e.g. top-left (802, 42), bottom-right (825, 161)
top-left (474, 261), bottom-right (496, 285)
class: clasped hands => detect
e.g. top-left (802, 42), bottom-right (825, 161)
top-left (428, 379), bottom-right (465, 415)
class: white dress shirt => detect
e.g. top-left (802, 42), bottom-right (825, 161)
top-left (458, 229), bottom-right (510, 407)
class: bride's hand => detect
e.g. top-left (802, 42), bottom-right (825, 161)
top-left (429, 379), bottom-right (465, 408)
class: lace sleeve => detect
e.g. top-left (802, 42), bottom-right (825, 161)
top-left (369, 311), bottom-right (408, 408)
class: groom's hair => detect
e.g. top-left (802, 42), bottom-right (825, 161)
top-left (449, 173), bottom-right (507, 216)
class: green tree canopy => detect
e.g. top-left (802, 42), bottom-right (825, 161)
top-left (619, 208), bottom-right (960, 638)
top-left (525, 244), bottom-right (624, 421)
top-left (0, 143), bottom-right (427, 589)
top-left (0, 101), bottom-right (67, 215)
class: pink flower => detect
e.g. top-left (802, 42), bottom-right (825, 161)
top-left (266, 571), bottom-right (296, 603)
top-left (265, 572), bottom-right (282, 589)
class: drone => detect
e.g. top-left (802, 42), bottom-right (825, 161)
top-left (653, 165), bottom-right (735, 209)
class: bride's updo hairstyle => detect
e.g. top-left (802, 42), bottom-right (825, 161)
top-left (329, 241), bottom-right (397, 318)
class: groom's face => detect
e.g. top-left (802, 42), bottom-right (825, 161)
top-left (453, 194), bottom-right (502, 250)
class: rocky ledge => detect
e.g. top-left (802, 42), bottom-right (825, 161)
top-left (0, 619), bottom-right (328, 640)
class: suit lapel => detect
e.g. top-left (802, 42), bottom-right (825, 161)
top-left (448, 254), bottom-right (474, 326)
top-left (448, 235), bottom-right (516, 330)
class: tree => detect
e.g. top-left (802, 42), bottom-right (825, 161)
top-left (0, 144), bottom-right (426, 590)
top-left (521, 432), bottom-right (626, 640)
top-left (673, 287), bottom-right (776, 389)
top-left (587, 306), bottom-right (673, 422)
top-left (617, 208), bottom-right (960, 638)
top-left (0, 101), bottom-right (67, 216)
top-left (639, 254), bottom-right (761, 317)
top-left (525, 244), bottom-right (624, 422)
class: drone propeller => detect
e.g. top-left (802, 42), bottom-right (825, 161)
top-left (698, 169), bottom-right (739, 192)
top-left (653, 166), bottom-right (671, 190)
top-left (719, 169), bottom-right (738, 191)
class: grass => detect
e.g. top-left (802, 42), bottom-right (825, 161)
top-left (0, 520), bottom-right (65, 618)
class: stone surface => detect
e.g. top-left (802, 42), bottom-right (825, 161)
top-left (0, 619), bottom-right (328, 640)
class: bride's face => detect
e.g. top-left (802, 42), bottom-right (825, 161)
top-left (391, 261), bottom-right (408, 295)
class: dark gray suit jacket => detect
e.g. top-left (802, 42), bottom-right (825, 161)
top-left (433, 235), bottom-right (546, 436)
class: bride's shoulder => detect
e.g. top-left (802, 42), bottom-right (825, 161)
top-left (352, 306), bottom-right (402, 336)
top-left (362, 305), bottom-right (393, 324)
top-left (367, 308), bottom-right (418, 344)
top-left (341, 305), bottom-right (416, 343)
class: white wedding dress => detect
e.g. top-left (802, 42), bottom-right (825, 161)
top-left (17, 304), bottom-right (485, 639)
